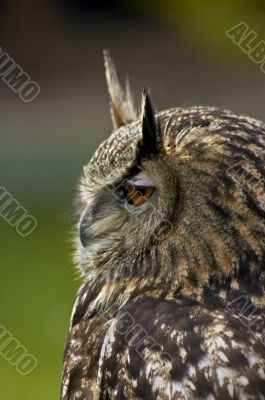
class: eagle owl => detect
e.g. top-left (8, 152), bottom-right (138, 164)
top-left (61, 52), bottom-right (265, 400)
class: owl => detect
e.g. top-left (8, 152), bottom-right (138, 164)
top-left (61, 51), bottom-right (265, 400)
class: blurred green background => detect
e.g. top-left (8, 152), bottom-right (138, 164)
top-left (1, 1), bottom-right (265, 399)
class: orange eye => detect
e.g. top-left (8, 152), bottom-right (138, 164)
top-left (126, 185), bottom-right (155, 206)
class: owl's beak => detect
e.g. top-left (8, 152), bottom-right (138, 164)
top-left (79, 207), bottom-right (126, 248)
top-left (79, 211), bottom-right (91, 247)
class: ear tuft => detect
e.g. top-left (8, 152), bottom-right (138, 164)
top-left (103, 50), bottom-right (137, 130)
top-left (139, 88), bottom-right (163, 157)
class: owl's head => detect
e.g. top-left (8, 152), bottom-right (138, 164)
top-left (76, 52), bottom-right (265, 309)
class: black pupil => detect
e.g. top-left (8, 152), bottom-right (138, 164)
top-left (133, 186), bottom-right (146, 195)
top-left (126, 186), bottom-right (146, 204)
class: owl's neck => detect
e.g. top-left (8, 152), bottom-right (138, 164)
top-left (71, 275), bottom-right (165, 325)
top-left (75, 209), bottom-right (265, 318)
top-left (71, 266), bottom-right (265, 326)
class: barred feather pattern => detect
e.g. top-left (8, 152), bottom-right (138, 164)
top-left (62, 106), bottom-right (265, 399)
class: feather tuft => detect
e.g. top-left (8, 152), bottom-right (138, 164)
top-left (103, 50), bottom-right (137, 129)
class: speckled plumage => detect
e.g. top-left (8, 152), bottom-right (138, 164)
top-left (61, 53), bottom-right (265, 399)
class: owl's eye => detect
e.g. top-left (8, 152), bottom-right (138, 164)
top-left (125, 185), bottom-right (155, 206)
